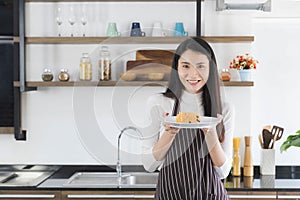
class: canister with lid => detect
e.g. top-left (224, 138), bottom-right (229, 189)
top-left (80, 53), bottom-right (92, 81)
top-left (41, 68), bottom-right (54, 81)
top-left (58, 69), bottom-right (70, 81)
top-left (98, 46), bottom-right (111, 81)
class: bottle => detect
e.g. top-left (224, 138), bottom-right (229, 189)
top-left (243, 136), bottom-right (254, 176)
top-left (58, 69), bottom-right (70, 81)
top-left (80, 53), bottom-right (92, 81)
top-left (98, 46), bottom-right (111, 81)
top-left (41, 68), bottom-right (54, 81)
top-left (220, 69), bottom-right (231, 81)
top-left (232, 137), bottom-right (241, 176)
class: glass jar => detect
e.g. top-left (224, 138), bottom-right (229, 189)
top-left (80, 53), bottom-right (92, 81)
top-left (220, 69), bottom-right (231, 81)
top-left (98, 46), bottom-right (111, 81)
top-left (41, 68), bottom-right (54, 81)
top-left (58, 69), bottom-right (70, 81)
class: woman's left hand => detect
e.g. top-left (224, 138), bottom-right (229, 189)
top-left (202, 114), bottom-right (223, 135)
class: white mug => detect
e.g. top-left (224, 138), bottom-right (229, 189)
top-left (151, 22), bottom-right (167, 37)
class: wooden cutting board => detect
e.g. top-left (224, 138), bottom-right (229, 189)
top-left (126, 60), bottom-right (171, 81)
top-left (136, 50), bottom-right (175, 67)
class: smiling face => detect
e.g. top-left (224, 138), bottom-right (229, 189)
top-left (177, 49), bottom-right (210, 94)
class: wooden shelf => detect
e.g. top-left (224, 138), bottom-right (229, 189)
top-left (25, 36), bottom-right (254, 44)
top-left (14, 81), bottom-right (254, 87)
top-left (0, 127), bottom-right (14, 134)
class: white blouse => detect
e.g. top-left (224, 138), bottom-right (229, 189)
top-left (141, 90), bottom-right (235, 179)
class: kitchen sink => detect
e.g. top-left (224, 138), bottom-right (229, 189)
top-left (64, 172), bottom-right (159, 188)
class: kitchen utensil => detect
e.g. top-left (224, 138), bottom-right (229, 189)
top-left (262, 129), bottom-right (273, 149)
top-left (269, 125), bottom-right (284, 149)
top-left (271, 125), bottom-right (284, 141)
top-left (263, 125), bottom-right (271, 131)
top-left (258, 133), bottom-right (264, 148)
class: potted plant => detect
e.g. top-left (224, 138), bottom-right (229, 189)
top-left (229, 53), bottom-right (258, 81)
top-left (280, 130), bottom-right (300, 152)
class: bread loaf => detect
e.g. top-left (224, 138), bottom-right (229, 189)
top-left (176, 112), bottom-right (201, 123)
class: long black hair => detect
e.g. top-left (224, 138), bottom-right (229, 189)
top-left (163, 37), bottom-right (225, 142)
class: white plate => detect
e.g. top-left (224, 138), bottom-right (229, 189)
top-left (164, 116), bottom-right (220, 128)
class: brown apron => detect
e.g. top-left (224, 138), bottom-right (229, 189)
top-left (154, 125), bottom-right (230, 200)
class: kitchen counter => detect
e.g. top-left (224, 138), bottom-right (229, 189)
top-left (1, 165), bottom-right (300, 191)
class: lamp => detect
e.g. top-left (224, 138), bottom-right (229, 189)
top-left (216, 0), bottom-right (271, 11)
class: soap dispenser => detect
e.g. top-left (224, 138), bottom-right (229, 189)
top-left (243, 136), bottom-right (254, 177)
top-left (232, 137), bottom-right (241, 176)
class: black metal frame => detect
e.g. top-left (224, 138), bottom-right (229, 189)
top-left (196, 0), bottom-right (202, 37)
top-left (13, 0), bottom-right (35, 140)
top-left (13, 0), bottom-right (26, 140)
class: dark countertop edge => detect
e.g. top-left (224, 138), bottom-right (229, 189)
top-left (1, 165), bottom-right (300, 191)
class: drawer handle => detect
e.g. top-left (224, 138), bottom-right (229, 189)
top-left (0, 194), bottom-right (55, 199)
top-left (229, 194), bottom-right (276, 199)
top-left (278, 195), bottom-right (300, 199)
top-left (67, 194), bottom-right (154, 199)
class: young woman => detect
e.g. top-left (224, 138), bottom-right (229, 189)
top-left (142, 37), bottom-right (234, 200)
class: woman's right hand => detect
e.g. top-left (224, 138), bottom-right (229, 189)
top-left (163, 122), bottom-right (180, 135)
top-left (163, 112), bottom-right (180, 135)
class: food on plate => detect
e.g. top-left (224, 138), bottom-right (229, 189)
top-left (175, 112), bottom-right (201, 123)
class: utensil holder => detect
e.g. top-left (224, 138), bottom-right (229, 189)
top-left (260, 149), bottom-right (275, 175)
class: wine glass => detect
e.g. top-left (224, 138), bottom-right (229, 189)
top-left (81, 5), bottom-right (88, 37)
top-left (55, 7), bottom-right (63, 37)
top-left (68, 6), bottom-right (76, 37)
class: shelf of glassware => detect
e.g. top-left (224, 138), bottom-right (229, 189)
top-left (13, 81), bottom-right (254, 87)
top-left (24, 36), bottom-right (255, 44)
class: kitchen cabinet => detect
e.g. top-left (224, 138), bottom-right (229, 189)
top-left (228, 191), bottom-right (277, 200)
top-left (0, 190), bottom-right (61, 200)
top-left (61, 190), bottom-right (155, 200)
top-left (277, 192), bottom-right (300, 200)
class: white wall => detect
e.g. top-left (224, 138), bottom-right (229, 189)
top-left (1, 0), bottom-right (300, 166)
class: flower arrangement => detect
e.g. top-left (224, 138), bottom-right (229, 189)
top-left (229, 53), bottom-right (258, 70)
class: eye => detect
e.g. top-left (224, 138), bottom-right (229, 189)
top-left (182, 64), bottom-right (190, 69)
top-left (196, 64), bottom-right (207, 69)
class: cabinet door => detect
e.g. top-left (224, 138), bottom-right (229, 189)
top-left (228, 191), bottom-right (276, 200)
top-left (277, 192), bottom-right (300, 200)
top-left (0, 190), bottom-right (61, 200)
top-left (62, 190), bottom-right (155, 200)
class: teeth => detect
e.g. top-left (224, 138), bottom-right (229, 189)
top-left (187, 80), bottom-right (200, 83)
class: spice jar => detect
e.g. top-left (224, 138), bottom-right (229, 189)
top-left (98, 46), bottom-right (111, 81)
top-left (41, 68), bottom-right (54, 81)
top-left (58, 69), bottom-right (70, 81)
top-left (220, 69), bottom-right (231, 81)
top-left (80, 53), bottom-right (92, 81)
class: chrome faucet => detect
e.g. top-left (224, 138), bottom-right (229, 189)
top-left (116, 126), bottom-right (143, 178)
